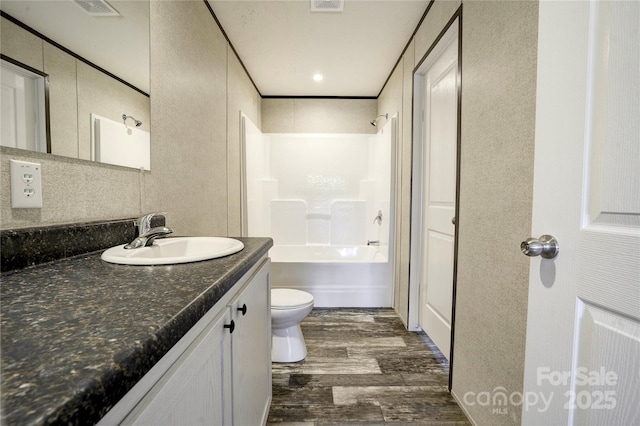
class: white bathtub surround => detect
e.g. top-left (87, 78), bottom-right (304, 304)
top-left (269, 245), bottom-right (391, 307)
top-left (269, 245), bottom-right (387, 263)
top-left (244, 126), bottom-right (392, 246)
top-left (330, 200), bottom-right (366, 245)
top-left (242, 114), bottom-right (396, 308)
top-left (271, 200), bottom-right (307, 245)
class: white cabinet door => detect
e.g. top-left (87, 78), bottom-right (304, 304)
top-left (230, 259), bottom-right (272, 426)
top-left (127, 309), bottom-right (233, 425)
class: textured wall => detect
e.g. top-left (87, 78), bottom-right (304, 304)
top-left (452, 2), bottom-right (538, 425)
top-left (43, 42), bottom-right (79, 158)
top-left (262, 98), bottom-right (377, 134)
top-left (143, 0), bottom-right (228, 236)
top-left (0, 17), bottom-right (42, 69)
top-left (0, 147), bottom-right (142, 227)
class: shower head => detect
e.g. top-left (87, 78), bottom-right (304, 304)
top-left (369, 113), bottom-right (388, 127)
top-left (122, 114), bottom-right (142, 127)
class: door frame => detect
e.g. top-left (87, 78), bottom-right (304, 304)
top-left (408, 8), bottom-right (462, 389)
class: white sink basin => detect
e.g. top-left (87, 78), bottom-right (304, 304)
top-left (101, 237), bottom-right (244, 265)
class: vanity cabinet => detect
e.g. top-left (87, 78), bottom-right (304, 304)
top-left (126, 308), bottom-right (233, 424)
top-left (99, 257), bottom-right (271, 425)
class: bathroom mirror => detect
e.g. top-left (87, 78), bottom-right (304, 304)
top-left (0, 0), bottom-right (150, 168)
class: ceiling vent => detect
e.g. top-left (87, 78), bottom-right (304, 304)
top-left (311, 0), bottom-right (344, 13)
top-left (73, 0), bottom-right (120, 17)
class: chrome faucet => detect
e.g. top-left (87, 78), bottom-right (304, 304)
top-left (373, 210), bottom-right (383, 225)
top-left (124, 212), bottom-right (173, 249)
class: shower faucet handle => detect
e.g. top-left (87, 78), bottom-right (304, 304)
top-left (373, 210), bottom-right (383, 225)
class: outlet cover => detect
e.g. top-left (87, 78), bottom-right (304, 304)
top-left (10, 160), bottom-right (43, 208)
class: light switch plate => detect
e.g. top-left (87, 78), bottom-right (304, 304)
top-left (10, 160), bottom-right (43, 208)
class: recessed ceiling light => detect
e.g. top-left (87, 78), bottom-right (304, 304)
top-left (313, 74), bottom-right (324, 82)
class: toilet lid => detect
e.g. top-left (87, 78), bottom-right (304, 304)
top-left (271, 289), bottom-right (314, 309)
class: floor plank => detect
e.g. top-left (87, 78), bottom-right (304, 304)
top-left (267, 308), bottom-right (470, 425)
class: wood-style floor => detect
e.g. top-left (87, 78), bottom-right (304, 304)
top-left (267, 308), bottom-right (470, 425)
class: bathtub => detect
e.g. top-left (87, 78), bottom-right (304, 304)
top-left (269, 245), bottom-right (393, 307)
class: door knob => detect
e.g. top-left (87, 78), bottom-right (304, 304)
top-left (521, 235), bottom-right (559, 259)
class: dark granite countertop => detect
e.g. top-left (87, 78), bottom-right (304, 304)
top-left (0, 237), bottom-right (273, 425)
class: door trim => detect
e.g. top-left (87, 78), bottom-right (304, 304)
top-left (408, 6), bottom-right (462, 391)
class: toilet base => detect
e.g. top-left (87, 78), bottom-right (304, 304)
top-left (272, 324), bottom-right (307, 363)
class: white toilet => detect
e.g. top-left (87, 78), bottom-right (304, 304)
top-left (270, 288), bottom-right (314, 363)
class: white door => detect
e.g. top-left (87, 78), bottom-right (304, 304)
top-left (1, 65), bottom-right (28, 149)
top-left (1, 61), bottom-right (47, 152)
top-left (523, 1), bottom-right (640, 425)
top-left (411, 20), bottom-right (459, 360)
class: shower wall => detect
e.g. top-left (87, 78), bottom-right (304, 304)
top-left (244, 115), bottom-right (393, 248)
top-left (244, 114), bottom-right (395, 307)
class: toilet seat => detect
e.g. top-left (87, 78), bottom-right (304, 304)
top-left (271, 289), bottom-right (314, 310)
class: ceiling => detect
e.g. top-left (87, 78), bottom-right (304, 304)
top-left (209, 0), bottom-right (429, 97)
top-left (0, 0), bottom-right (429, 98)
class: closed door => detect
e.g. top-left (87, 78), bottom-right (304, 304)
top-left (0, 62), bottom-right (46, 152)
top-left (523, 1), bottom-right (639, 424)
top-left (412, 20), bottom-right (459, 360)
top-left (1, 65), bottom-right (28, 149)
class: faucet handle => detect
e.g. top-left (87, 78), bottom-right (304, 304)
top-left (373, 210), bottom-right (383, 225)
top-left (136, 212), bottom-right (166, 235)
